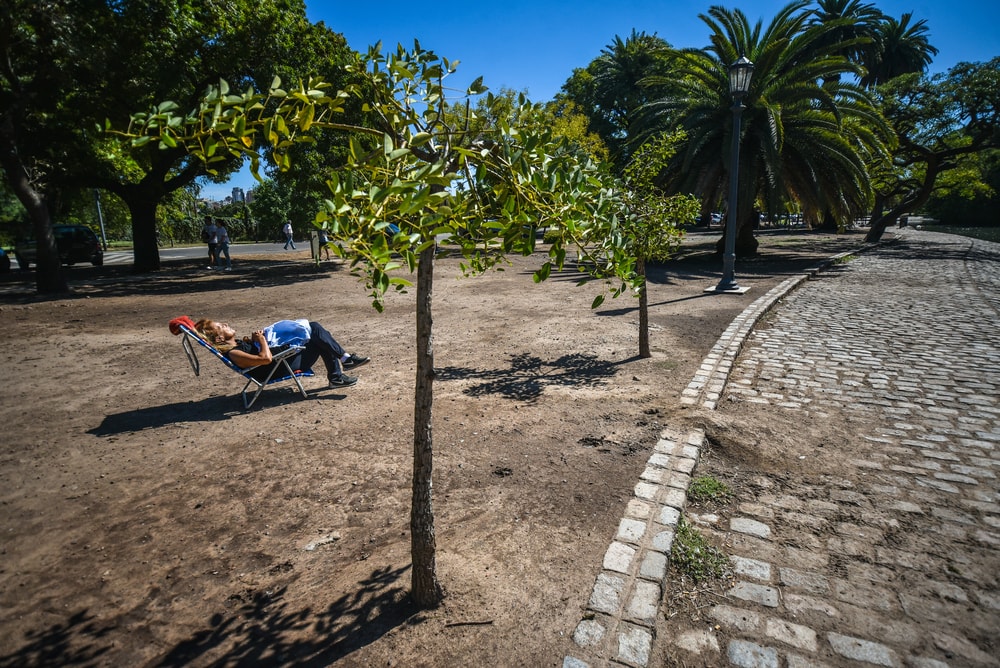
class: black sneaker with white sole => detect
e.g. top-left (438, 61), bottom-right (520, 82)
top-left (342, 354), bottom-right (370, 370)
top-left (328, 374), bottom-right (358, 388)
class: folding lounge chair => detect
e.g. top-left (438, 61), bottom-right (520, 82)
top-left (176, 323), bottom-right (314, 408)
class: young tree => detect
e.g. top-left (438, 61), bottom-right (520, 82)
top-left (619, 132), bottom-right (700, 358)
top-left (120, 43), bottom-right (637, 607)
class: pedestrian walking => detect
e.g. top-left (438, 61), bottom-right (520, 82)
top-left (282, 221), bottom-right (296, 250)
top-left (202, 215), bottom-right (219, 268)
top-left (215, 219), bottom-right (232, 271)
top-left (318, 228), bottom-right (331, 261)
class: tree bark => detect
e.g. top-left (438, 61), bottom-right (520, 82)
top-left (637, 258), bottom-right (650, 359)
top-left (100, 149), bottom-right (201, 272)
top-left (714, 213), bottom-right (759, 257)
top-left (0, 115), bottom-right (68, 293)
top-left (866, 158), bottom-right (944, 243)
top-left (410, 245), bottom-right (443, 608)
top-left (121, 194), bottom-right (162, 272)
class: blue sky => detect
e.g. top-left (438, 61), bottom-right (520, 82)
top-left (202, 0), bottom-right (999, 199)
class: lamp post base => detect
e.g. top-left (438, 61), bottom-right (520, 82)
top-left (705, 283), bottom-right (751, 294)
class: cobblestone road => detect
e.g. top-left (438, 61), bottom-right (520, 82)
top-left (567, 229), bottom-right (999, 667)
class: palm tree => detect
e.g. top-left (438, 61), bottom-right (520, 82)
top-left (859, 13), bottom-right (938, 88)
top-left (808, 0), bottom-right (884, 70)
top-left (807, 0), bottom-right (884, 229)
top-left (559, 30), bottom-right (674, 168)
top-left (640, 1), bottom-right (890, 255)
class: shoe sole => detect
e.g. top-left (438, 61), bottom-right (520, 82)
top-left (343, 358), bottom-right (370, 370)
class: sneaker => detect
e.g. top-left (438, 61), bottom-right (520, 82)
top-left (342, 354), bottom-right (370, 370)
top-left (328, 373), bottom-right (358, 388)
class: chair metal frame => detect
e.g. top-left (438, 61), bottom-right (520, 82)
top-left (178, 324), bottom-right (314, 408)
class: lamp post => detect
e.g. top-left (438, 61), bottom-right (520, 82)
top-left (714, 55), bottom-right (754, 293)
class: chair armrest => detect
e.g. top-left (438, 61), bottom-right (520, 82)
top-left (271, 345), bottom-right (305, 362)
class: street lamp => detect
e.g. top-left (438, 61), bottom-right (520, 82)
top-left (713, 55), bottom-right (754, 294)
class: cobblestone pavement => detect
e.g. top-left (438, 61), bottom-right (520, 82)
top-left (566, 229), bottom-right (1000, 667)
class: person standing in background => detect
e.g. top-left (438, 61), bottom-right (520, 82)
top-left (216, 219), bottom-right (232, 271)
top-left (202, 215), bottom-right (219, 268)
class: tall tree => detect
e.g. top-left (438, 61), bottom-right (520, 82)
top-left (557, 30), bottom-right (675, 168)
top-left (865, 58), bottom-right (1000, 240)
top-left (859, 12), bottom-right (938, 89)
top-left (0, 1), bottom-right (100, 291)
top-left (1, 0), bottom-right (358, 286)
top-left (120, 44), bottom-right (639, 607)
top-left (808, 0), bottom-right (883, 74)
top-left (641, 1), bottom-right (890, 255)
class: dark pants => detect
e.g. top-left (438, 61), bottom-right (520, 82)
top-left (251, 321), bottom-right (345, 382)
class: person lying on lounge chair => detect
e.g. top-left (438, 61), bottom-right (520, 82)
top-left (195, 318), bottom-right (368, 388)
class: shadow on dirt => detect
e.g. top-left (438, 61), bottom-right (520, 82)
top-left (437, 352), bottom-right (632, 403)
top-left (0, 566), bottom-right (416, 668)
top-left (156, 566), bottom-right (415, 667)
top-left (87, 390), bottom-right (351, 435)
top-left (0, 258), bottom-right (342, 303)
top-left (0, 609), bottom-right (114, 667)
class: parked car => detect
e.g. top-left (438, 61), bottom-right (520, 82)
top-left (710, 212), bottom-right (723, 225)
top-left (14, 225), bottom-right (103, 270)
top-left (0, 247), bottom-right (10, 273)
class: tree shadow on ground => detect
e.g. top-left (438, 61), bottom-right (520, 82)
top-left (0, 258), bottom-right (344, 303)
top-left (520, 229), bottom-right (868, 292)
top-left (0, 566), bottom-right (416, 668)
top-left (436, 352), bottom-right (630, 403)
top-left (155, 566), bottom-right (415, 667)
top-left (0, 609), bottom-right (114, 668)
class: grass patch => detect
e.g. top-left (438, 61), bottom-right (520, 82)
top-left (687, 475), bottom-right (733, 503)
top-left (670, 516), bottom-right (731, 583)
top-left (832, 253), bottom-right (856, 264)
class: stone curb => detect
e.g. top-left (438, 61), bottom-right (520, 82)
top-left (563, 241), bottom-right (882, 668)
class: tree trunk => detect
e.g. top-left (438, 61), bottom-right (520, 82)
top-left (122, 194), bottom-right (162, 272)
top-left (637, 258), bottom-right (650, 359)
top-left (816, 209), bottom-right (838, 232)
top-left (0, 116), bottom-right (68, 294)
top-left (411, 245), bottom-right (443, 608)
top-left (865, 214), bottom-right (896, 242)
top-left (714, 214), bottom-right (759, 257)
top-left (102, 149), bottom-right (197, 272)
top-left (866, 158), bottom-right (943, 243)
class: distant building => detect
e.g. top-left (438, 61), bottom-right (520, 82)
top-left (232, 187), bottom-right (246, 203)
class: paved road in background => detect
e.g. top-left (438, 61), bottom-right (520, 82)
top-left (9, 242), bottom-right (307, 270)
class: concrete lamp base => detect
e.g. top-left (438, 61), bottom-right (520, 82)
top-left (705, 284), bottom-right (751, 294)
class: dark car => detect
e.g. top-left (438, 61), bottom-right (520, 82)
top-left (14, 225), bottom-right (103, 270)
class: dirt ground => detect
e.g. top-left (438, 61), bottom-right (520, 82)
top-left (0, 229), bottom-right (865, 667)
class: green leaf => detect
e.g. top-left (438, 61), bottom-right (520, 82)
top-left (299, 104), bottom-right (315, 131)
top-left (467, 76), bottom-right (487, 95)
top-left (591, 294), bottom-right (606, 309)
top-left (410, 132), bottom-right (433, 146)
